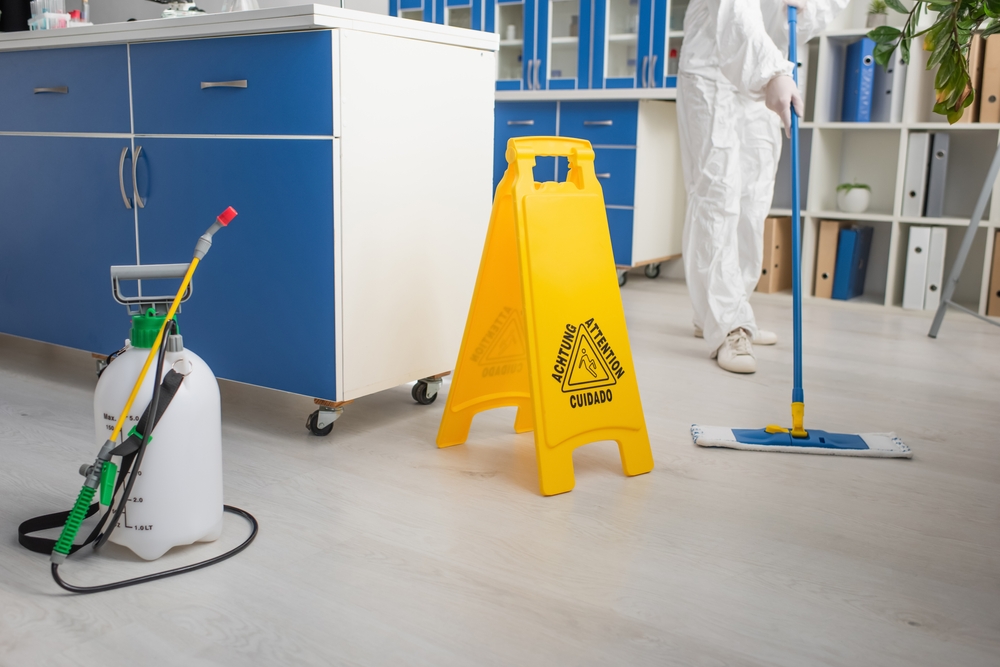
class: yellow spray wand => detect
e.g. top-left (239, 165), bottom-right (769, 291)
top-left (51, 207), bottom-right (237, 563)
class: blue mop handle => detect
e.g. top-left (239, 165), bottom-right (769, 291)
top-left (788, 6), bottom-right (805, 431)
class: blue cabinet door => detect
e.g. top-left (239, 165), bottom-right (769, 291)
top-left (650, 0), bottom-right (668, 86)
top-left (635, 0), bottom-right (654, 87)
top-left (533, 0), bottom-right (550, 89)
top-left (132, 138), bottom-right (338, 400)
top-left (0, 136), bottom-right (137, 352)
top-left (524, 0), bottom-right (538, 89)
top-left (495, 0), bottom-right (528, 90)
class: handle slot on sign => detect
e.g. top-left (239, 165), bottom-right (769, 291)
top-left (200, 80), bottom-right (248, 89)
top-left (34, 87), bottom-right (68, 94)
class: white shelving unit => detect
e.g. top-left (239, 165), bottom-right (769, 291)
top-left (771, 0), bottom-right (1000, 315)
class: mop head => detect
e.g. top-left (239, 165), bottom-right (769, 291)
top-left (691, 425), bottom-right (912, 458)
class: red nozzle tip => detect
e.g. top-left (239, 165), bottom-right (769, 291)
top-left (217, 207), bottom-right (237, 226)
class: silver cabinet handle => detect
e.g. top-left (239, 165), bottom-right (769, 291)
top-left (534, 59), bottom-right (541, 90)
top-left (641, 55), bottom-right (648, 88)
top-left (132, 145), bottom-right (145, 209)
top-left (583, 120), bottom-right (613, 126)
top-left (649, 54), bottom-right (659, 88)
top-left (508, 120), bottom-right (535, 126)
top-left (119, 146), bottom-right (133, 210)
top-left (596, 173), bottom-right (611, 179)
top-left (34, 86), bottom-right (68, 94)
top-left (200, 80), bottom-right (248, 89)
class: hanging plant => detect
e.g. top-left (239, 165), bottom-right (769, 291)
top-left (868, 0), bottom-right (1000, 123)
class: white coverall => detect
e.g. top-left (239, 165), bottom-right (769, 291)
top-left (677, 0), bottom-right (847, 352)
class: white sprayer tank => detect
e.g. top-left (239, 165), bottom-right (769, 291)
top-left (93, 315), bottom-right (223, 560)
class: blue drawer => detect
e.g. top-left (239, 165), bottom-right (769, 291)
top-left (559, 101), bottom-right (639, 146)
top-left (558, 147), bottom-right (636, 206)
top-left (607, 207), bottom-right (634, 267)
top-left (494, 101), bottom-right (558, 188)
top-left (131, 31), bottom-right (333, 136)
top-left (0, 45), bottom-right (130, 133)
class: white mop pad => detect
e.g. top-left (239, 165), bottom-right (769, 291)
top-left (691, 425), bottom-right (913, 458)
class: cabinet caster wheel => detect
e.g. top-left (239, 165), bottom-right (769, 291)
top-left (306, 409), bottom-right (335, 436)
top-left (617, 269), bottom-right (628, 287)
top-left (412, 380), bottom-right (438, 405)
top-left (644, 263), bottom-right (661, 279)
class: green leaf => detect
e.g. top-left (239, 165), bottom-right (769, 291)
top-left (884, 0), bottom-right (907, 14)
top-left (927, 40), bottom-right (951, 68)
top-left (901, 36), bottom-right (911, 63)
top-left (923, 0), bottom-right (953, 6)
top-left (947, 108), bottom-right (964, 124)
top-left (935, 59), bottom-right (953, 88)
top-left (873, 40), bottom-right (898, 67)
top-left (868, 25), bottom-right (902, 42)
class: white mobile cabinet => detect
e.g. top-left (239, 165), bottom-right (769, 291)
top-left (0, 6), bottom-right (498, 431)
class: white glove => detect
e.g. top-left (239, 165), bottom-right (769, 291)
top-left (784, 0), bottom-right (807, 7)
top-left (764, 74), bottom-right (804, 139)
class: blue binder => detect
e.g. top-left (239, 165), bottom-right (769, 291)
top-left (831, 226), bottom-right (874, 300)
top-left (842, 38), bottom-right (875, 122)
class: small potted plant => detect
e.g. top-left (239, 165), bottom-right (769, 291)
top-left (867, 0), bottom-right (888, 28)
top-left (837, 183), bottom-right (871, 213)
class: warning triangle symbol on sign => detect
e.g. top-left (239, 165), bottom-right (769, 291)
top-left (483, 311), bottom-right (525, 364)
top-left (562, 326), bottom-right (617, 393)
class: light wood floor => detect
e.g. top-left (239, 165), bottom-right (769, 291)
top-left (1, 277), bottom-right (998, 667)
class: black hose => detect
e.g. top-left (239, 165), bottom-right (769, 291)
top-left (50, 319), bottom-right (260, 594)
top-left (95, 319), bottom-right (173, 550)
top-left (52, 505), bottom-right (258, 594)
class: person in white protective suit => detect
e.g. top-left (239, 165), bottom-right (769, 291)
top-left (677, 0), bottom-right (848, 373)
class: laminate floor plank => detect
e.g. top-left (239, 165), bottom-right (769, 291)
top-left (1, 278), bottom-right (997, 666)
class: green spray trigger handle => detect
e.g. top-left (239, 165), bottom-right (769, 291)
top-left (99, 461), bottom-right (118, 506)
top-left (52, 485), bottom-right (96, 560)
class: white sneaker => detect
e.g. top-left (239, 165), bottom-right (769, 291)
top-left (694, 327), bottom-right (777, 346)
top-left (712, 328), bottom-right (757, 374)
top-left (754, 329), bottom-right (777, 346)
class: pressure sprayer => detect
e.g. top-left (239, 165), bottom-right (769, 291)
top-left (18, 207), bottom-right (259, 593)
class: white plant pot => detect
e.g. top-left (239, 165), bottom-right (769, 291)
top-left (866, 13), bottom-right (887, 28)
top-left (837, 188), bottom-right (871, 214)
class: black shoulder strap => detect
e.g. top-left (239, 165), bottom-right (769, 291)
top-left (18, 504), bottom-right (102, 555)
top-left (111, 369), bottom-right (184, 458)
top-left (18, 369), bottom-right (186, 556)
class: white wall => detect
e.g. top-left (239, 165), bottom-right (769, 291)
top-left (85, 0), bottom-right (388, 24)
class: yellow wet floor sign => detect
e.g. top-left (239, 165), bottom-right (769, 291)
top-left (437, 137), bottom-right (653, 496)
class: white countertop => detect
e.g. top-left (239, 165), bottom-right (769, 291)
top-left (0, 4), bottom-right (499, 52)
top-left (496, 88), bottom-right (677, 102)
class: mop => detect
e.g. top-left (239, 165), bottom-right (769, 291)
top-left (691, 7), bottom-right (911, 458)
